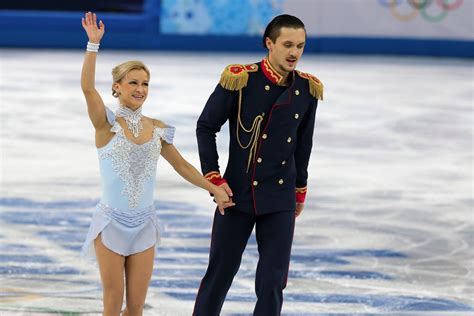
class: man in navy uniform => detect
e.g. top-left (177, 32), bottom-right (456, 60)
top-left (193, 14), bottom-right (323, 316)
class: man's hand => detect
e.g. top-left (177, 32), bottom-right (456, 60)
top-left (213, 185), bottom-right (236, 215)
top-left (219, 183), bottom-right (233, 199)
top-left (219, 183), bottom-right (235, 213)
top-left (295, 202), bottom-right (304, 217)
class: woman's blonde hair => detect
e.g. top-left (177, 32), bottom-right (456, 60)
top-left (111, 60), bottom-right (150, 97)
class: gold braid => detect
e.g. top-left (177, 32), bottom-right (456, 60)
top-left (235, 89), bottom-right (263, 172)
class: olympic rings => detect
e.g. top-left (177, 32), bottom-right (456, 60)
top-left (378, 0), bottom-right (403, 7)
top-left (378, 0), bottom-right (463, 22)
top-left (420, 3), bottom-right (448, 22)
top-left (408, 0), bottom-right (433, 10)
top-left (436, 0), bottom-right (463, 10)
top-left (387, 0), bottom-right (419, 21)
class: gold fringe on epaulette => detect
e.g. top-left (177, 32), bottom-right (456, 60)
top-left (219, 65), bottom-right (249, 91)
top-left (297, 70), bottom-right (324, 100)
top-left (309, 79), bottom-right (324, 101)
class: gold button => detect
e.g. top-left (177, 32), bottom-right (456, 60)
top-left (282, 160), bottom-right (286, 165)
top-left (278, 179), bottom-right (284, 185)
top-left (294, 113), bottom-right (299, 119)
top-left (262, 134), bottom-right (268, 139)
top-left (253, 180), bottom-right (258, 186)
top-left (287, 137), bottom-right (292, 143)
top-left (265, 85), bottom-right (270, 91)
top-left (295, 90), bottom-right (300, 95)
top-left (257, 157), bottom-right (262, 163)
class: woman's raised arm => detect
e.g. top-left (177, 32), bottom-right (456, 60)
top-left (81, 12), bottom-right (107, 130)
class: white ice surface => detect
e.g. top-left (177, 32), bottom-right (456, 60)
top-left (0, 49), bottom-right (472, 315)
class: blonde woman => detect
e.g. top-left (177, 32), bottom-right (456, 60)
top-left (80, 12), bottom-right (234, 315)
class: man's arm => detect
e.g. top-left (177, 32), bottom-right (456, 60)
top-left (196, 84), bottom-right (237, 185)
top-left (294, 97), bottom-right (318, 215)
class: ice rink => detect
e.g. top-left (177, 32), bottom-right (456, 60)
top-left (0, 49), bottom-right (472, 315)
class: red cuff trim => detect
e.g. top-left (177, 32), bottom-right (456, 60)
top-left (205, 171), bottom-right (228, 193)
top-left (211, 178), bottom-right (227, 186)
top-left (295, 187), bottom-right (307, 203)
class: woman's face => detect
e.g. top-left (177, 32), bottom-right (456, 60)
top-left (114, 69), bottom-right (149, 109)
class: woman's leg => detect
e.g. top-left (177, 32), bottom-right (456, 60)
top-left (122, 245), bottom-right (155, 316)
top-left (95, 235), bottom-right (126, 316)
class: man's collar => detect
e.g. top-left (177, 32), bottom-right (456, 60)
top-left (262, 57), bottom-right (293, 86)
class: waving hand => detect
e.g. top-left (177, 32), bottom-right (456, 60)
top-left (81, 12), bottom-right (105, 44)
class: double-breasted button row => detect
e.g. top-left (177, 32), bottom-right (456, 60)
top-left (266, 86), bottom-right (300, 95)
top-left (253, 179), bottom-right (285, 186)
top-left (261, 133), bottom-right (292, 142)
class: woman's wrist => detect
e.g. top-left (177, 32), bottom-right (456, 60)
top-left (86, 41), bottom-right (100, 53)
top-left (208, 184), bottom-right (218, 196)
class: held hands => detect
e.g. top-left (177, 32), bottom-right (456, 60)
top-left (295, 202), bottom-right (304, 217)
top-left (213, 183), bottom-right (304, 216)
top-left (212, 184), bottom-right (236, 215)
top-left (81, 12), bottom-right (105, 44)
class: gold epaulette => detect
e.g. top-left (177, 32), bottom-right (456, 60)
top-left (296, 70), bottom-right (324, 100)
top-left (219, 64), bottom-right (258, 91)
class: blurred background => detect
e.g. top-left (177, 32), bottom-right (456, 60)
top-left (0, 0), bottom-right (472, 56)
top-left (0, 1), bottom-right (473, 315)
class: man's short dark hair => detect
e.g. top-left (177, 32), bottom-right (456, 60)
top-left (263, 14), bottom-right (306, 48)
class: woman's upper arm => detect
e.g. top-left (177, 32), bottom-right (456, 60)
top-left (161, 143), bottom-right (184, 168)
top-left (84, 89), bottom-right (108, 129)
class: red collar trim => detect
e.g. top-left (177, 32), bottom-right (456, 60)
top-left (262, 57), bottom-right (285, 85)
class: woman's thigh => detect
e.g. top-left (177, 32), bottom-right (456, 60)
top-left (94, 235), bottom-right (126, 294)
top-left (124, 245), bottom-right (155, 305)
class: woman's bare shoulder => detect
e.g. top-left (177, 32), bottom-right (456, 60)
top-left (150, 118), bottom-right (167, 128)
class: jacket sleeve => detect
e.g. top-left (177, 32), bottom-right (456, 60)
top-left (294, 97), bottom-right (318, 202)
top-left (196, 83), bottom-right (237, 177)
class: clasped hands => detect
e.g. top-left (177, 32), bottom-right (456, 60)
top-left (212, 183), bottom-right (235, 215)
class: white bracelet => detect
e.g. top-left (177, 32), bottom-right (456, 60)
top-left (86, 41), bottom-right (100, 53)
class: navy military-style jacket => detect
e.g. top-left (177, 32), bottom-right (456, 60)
top-left (196, 58), bottom-right (323, 215)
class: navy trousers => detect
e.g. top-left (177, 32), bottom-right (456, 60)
top-left (193, 208), bottom-right (295, 316)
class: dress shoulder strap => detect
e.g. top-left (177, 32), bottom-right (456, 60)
top-left (105, 106), bottom-right (116, 125)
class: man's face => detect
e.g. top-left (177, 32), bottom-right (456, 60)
top-left (266, 27), bottom-right (306, 75)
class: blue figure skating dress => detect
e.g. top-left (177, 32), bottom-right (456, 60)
top-left (82, 107), bottom-right (175, 258)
